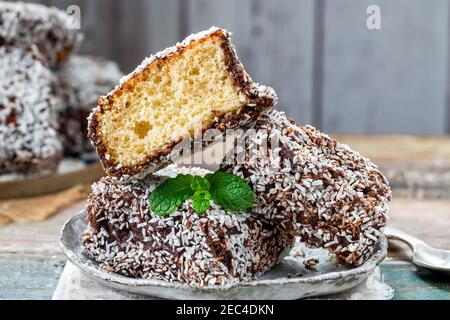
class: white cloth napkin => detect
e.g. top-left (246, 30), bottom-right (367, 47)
top-left (52, 262), bottom-right (394, 300)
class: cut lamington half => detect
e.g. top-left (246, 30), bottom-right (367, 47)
top-left (88, 27), bottom-right (277, 178)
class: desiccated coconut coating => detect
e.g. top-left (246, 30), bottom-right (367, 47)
top-left (223, 110), bottom-right (391, 266)
top-left (83, 175), bottom-right (293, 286)
top-left (0, 46), bottom-right (62, 176)
top-left (0, 1), bottom-right (82, 68)
top-left (58, 55), bottom-right (123, 157)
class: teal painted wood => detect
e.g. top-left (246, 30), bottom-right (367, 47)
top-left (380, 263), bottom-right (450, 300)
top-left (0, 254), bottom-right (449, 300)
top-left (0, 255), bottom-right (65, 300)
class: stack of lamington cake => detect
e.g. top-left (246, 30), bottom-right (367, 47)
top-left (83, 27), bottom-right (392, 286)
top-left (0, 1), bottom-right (123, 178)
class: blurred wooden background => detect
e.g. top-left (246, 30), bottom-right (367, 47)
top-left (15, 0), bottom-right (450, 135)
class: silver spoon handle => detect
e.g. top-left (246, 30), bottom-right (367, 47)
top-left (384, 226), bottom-right (425, 250)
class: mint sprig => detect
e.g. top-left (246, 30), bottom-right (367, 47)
top-left (191, 175), bottom-right (210, 191)
top-left (149, 171), bottom-right (254, 216)
top-left (149, 175), bottom-right (194, 216)
top-left (205, 171), bottom-right (255, 213)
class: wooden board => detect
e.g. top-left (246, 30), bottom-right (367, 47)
top-left (0, 163), bottom-right (103, 199)
top-left (19, 0), bottom-right (450, 134)
top-left (187, 0), bottom-right (316, 124)
top-left (333, 135), bottom-right (450, 163)
top-left (47, 0), bottom-right (121, 66)
top-left (112, 0), bottom-right (182, 72)
top-left (0, 202), bottom-right (84, 254)
top-left (47, 0), bottom-right (183, 73)
top-left (382, 263), bottom-right (450, 300)
top-left (321, 0), bottom-right (449, 134)
top-left (0, 185), bottom-right (89, 225)
top-left (0, 198), bottom-right (449, 300)
top-left (332, 135), bottom-right (450, 198)
top-left (3, 255), bottom-right (448, 300)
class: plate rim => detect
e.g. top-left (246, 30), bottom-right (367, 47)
top-left (59, 210), bottom-right (387, 292)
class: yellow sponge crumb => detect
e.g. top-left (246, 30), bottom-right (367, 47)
top-left (89, 27), bottom-right (277, 177)
top-left (99, 37), bottom-right (246, 166)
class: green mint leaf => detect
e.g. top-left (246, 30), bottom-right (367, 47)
top-left (149, 175), bottom-right (194, 216)
top-left (191, 190), bottom-right (211, 214)
top-left (206, 171), bottom-right (254, 212)
top-left (190, 176), bottom-right (210, 191)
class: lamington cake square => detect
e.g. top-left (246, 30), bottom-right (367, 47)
top-left (0, 46), bottom-right (63, 176)
top-left (222, 110), bottom-right (391, 266)
top-left (0, 1), bottom-right (82, 68)
top-left (83, 174), bottom-right (293, 286)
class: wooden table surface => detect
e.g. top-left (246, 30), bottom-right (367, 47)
top-left (1, 134), bottom-right (449, 299)
top-left (0, 198), bottom-right (449, 300)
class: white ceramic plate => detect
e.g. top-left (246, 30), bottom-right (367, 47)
top-left (59, 211), bottom-right (387, 300)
